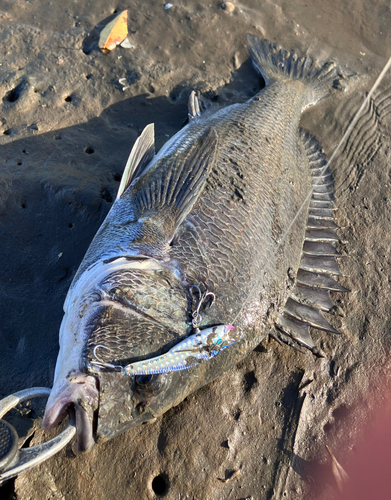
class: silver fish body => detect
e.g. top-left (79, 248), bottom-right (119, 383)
top-left (42, 36), bottom-right (348, 451)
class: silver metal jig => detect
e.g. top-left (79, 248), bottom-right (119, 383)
top-left (0, 387), bottom-right (76, 484)
top-left (123, 324), bottom-right (238, 376)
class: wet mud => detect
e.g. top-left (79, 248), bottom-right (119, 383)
top-left (1, 1), bottom-right (391, 499)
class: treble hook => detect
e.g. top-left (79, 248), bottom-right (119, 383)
top-left (189, 285), bottom-right (215, 329)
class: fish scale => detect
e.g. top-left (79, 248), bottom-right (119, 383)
top-left (172, 93), bottom-right (309, 325)
top-left (42, 36), bottom-right (351, 451)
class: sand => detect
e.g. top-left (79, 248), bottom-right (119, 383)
top-left (1, 1), bottom-right (391, 499)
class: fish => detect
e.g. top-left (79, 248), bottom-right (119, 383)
top-left (42, 35), bottom-right (350, 452)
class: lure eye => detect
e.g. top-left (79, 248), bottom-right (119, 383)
top-left (134, 374), bottom-right (167, 397)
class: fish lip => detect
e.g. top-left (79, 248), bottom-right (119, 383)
top-left (42, 374), bottom-right (99, 453)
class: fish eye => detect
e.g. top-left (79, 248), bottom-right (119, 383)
top-left (134, 373), bottom-right (167, 397)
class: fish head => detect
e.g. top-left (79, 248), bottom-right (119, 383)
top-left (90, 324), bottom-right (242, 444)
top-left (43, 307), bottom-right (240, 451)
top-left (43, 326), bottom-right (197, 452)
top-left (42, 261), bottom-right (193, 451)
top-left (93, 365), bottom-right (195, 443)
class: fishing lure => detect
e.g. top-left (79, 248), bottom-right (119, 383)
top-left (89, 288), bottom-right (238, 375)
top-left (122, 324), bottom-right (238, 376)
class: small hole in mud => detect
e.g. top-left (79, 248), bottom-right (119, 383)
top-left (68, 223), bottom-right (73, 229)
top-left (243, 370), bottom-right (258, 393)
top-left (151, 473), bottom-right (170, 497)
top-left (5, 80), bottom-right (25, 102)
top-left (169, 88), bottom-right (181, 101)
top-left (233, 409), bottom-right (241, 421)
top-left (113, 173), bottom-right (121, 182)
top-left (85, 146), bottom-right (94, 154)
top-left (21, 203), bottom-right (26, 209)
top-left (22, 149), bottom-right (27, 154)
top-left (17, 162), bottom-right (22, 166)
top-left (64, 95), bottom-right (73, 102)
top-left (86, 74), bottom-right (93, 80)
top-left (3, 129), bottom-right (12, 135)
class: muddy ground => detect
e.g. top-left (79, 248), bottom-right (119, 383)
top-left (1, 1), bottom-right (391, 499)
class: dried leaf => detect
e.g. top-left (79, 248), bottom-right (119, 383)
top-left (99, 10), bottom-right (128, 51)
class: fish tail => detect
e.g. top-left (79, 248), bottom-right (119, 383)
top-left (247, 35), bottom-right (353, 105)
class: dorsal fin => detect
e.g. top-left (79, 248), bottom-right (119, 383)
top-left (188, 91), bottom-right (213, 121)
top-left (133, 127), bottom-right (218, 234)
top-left (276, 130), bottom-right (348, 353)
top-left (122, 127), bottom-right (219, 259)
top-left (117, 124), bottom-right (155, 199)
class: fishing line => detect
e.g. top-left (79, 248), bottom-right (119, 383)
top-left (229, 54), bottom-right (391, 327)
top-left (332, 88), bottom-right (391, 200)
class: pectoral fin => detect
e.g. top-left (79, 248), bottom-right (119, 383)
top-left (117, 123), bottom-right (155, 199)
top-left (133, 127), bottom-right (218, 239)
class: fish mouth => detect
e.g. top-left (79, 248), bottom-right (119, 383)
top-left (42, 374), bottom-right (99, 453)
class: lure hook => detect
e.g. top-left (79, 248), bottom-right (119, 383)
top-left (189, 285), bottom-right (215, 328)
top-left (89, 345), bottom-right (122, 372)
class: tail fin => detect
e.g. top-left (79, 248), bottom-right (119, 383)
top-left (247, 35), bottom-right (353, 105)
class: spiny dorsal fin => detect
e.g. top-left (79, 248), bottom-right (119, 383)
top-left (188, 91), bottom-right (213, 121)
top-left (188, 91), bottom-right (201, 120)
top-left (117, 123), bottom-right (155, 199)
top-left (277, 130), bottom-right (348, 353)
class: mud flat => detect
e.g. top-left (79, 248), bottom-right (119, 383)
top-left (1, 1), bottom-right (391, 499)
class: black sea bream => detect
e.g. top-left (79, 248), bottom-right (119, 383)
top-left (42, 36), bottom-right (349, 451)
